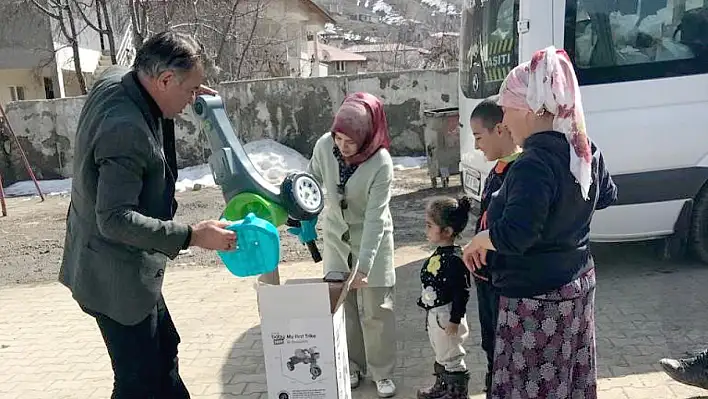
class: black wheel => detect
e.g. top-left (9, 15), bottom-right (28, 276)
top-left (311, 365), bottom-right (322, 379)
top-left (286, 361), bottom-right (294, 371)
top-left (280, 172), bottom-right (324, 220)
top-left (689, 186), bottom-right (708, 263)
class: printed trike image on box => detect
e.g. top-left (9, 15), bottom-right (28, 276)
top-left (286, 347), bottom-right (322, 380)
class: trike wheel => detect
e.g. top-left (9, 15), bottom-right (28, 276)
top-left (280, 172), bottom-right (324, 220)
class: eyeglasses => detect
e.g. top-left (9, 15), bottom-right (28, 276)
top-left (337, 184), bottom-right (348, 210)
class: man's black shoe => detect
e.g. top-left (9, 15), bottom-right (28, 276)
top-left (660, 350), bottom-right (708, 389)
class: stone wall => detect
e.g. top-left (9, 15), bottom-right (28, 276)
top-left (1, 68), bottom-right (458, 184)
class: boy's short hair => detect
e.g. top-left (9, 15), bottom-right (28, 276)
top-left (470, 95), bottom-right (504, 130)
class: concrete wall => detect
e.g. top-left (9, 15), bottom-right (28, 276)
top-left (1, 68), bottom-right (458, 184)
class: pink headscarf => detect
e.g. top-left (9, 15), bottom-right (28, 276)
top-left (498, 46), bottom-right (593, 200)
top-left (331, 92), bottom-right (391, 165)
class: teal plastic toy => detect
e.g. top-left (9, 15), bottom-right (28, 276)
top-left (217, 213), bottom-right (280, 277)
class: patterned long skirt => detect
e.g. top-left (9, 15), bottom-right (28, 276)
top-left (490, 269), bottom-right (597, 399)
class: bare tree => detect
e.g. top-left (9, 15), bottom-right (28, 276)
top-left (29, 0), bottom-right (88, 94)
top-left (235, 0), bottom-right (262, 78)
top-left (72, 0), bottom-right (118, 63)
top-left (79, 0), bottom-right (291, 82)
top-left (151, 0), bottom-right (292, 81)
top-left (214, 0), bottom-right (244, 66)
top-left (423, 13), bottom-right (460, 69)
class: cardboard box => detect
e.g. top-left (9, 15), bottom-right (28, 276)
top-left (258, 274), bottom-right (354, 399)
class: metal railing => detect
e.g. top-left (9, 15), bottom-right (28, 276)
top-left (115, 22), bottom-right (134, 66)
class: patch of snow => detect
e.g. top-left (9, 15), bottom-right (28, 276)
top-left (431, 31), bottom-right (460, 38)
top-left (372, 0), bottom-right (393, 14)
top-left (176, 139), bottom-right (309, 192)
top-left (174, 164), bottom-right (216, 193)
top-left (343, 32), bottom-right (380, 42)
top-left (323, 23), bottom-right (337, 34)
top-left (3, 140), bottom-right (427, 198)
top-left (3, 178), bottom-right (73, 197)
top-left (392, 156), bottom-right (427, 171)
top-left (420, 0), bottom-right (459, 15)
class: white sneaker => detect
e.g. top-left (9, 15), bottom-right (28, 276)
top-left (350, 371), bottom-right (361, 389)
top-left (376, 379), bottom-right (396, 397)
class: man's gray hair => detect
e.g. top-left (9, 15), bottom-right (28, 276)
top-left (132, 31), bottom-right (206, 79)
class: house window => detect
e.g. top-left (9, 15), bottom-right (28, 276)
top-left (335, 61), bottom-right (346, 73)
top-left (9, 86), bottom-right (26, 101)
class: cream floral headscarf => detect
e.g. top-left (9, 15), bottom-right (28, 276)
top-left (498, 46), bottom-right (593, 200)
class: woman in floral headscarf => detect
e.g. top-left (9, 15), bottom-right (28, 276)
top-left (462, 46), bottom-right (618, 398)
top-left (304, 92), bottom-right (398, 397)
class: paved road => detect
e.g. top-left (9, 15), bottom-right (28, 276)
top-left (2, 243), bottom-right (708, 398)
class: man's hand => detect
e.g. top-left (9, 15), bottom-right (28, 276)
top-left (197, 85), bottom-right (218, 96)
top-left (350, 271), bottom-right (369, 289)
top-left (445, 322), bottom-right (459, 337)
top-left (189, 220), bottom-right (236, 251)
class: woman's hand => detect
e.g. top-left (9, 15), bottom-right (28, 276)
top-left (445, 322), bottom-right (459, 337)
top-left (350, 271), bottom-right (369, 289)
top-left (463, 230), bottom-right (493, 271)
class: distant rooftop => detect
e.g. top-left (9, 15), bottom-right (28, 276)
top-left (300, 0), bottom-right (336, 24)
top-left (309, 41), bottom-right (367, 62)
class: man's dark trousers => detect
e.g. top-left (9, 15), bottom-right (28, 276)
top-left (83, 296), bottom-right (190, 399)
top-left (474, 276), bottom-right (499, 392)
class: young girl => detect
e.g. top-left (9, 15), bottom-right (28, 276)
top-left (417, 197), bottom-right (472, 399)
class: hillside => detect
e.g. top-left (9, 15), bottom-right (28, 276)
top-left (315, 0), bottom-right (463, 46)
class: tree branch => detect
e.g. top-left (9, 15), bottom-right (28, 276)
top-left (71, 0), bottom-right (105, 33)
top-left (215, 0), bottom-right (243, 65)
top-left (236, 0), bottom-right (261, 79)
top-left (55, 1), bottom-right (73, 41)
top-left (30, 0), bottom-right (61, 19)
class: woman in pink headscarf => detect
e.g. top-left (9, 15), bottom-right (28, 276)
top-left (306, 92), bottom-right (398, 397)
top-left (462, 47), bottom-right (617, 398)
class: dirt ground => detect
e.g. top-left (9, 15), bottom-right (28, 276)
top-left (0, 167), bottom-right (469, 286)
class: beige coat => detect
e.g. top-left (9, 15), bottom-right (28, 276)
top-left (307, 133), bottom-right (395, 287)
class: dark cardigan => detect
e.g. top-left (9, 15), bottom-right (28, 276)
top-left (486, 131), bottom-right (617, 298)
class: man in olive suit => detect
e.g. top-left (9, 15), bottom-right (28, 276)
top-left (60, 31), bottom-right (235, 398)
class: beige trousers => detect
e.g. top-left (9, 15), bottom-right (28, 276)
top-left (426, 304), bottom-right (469, 372)
top-left (344, 286), bottom-right (397, 381)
